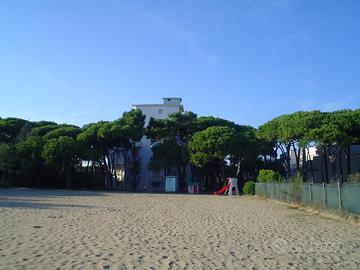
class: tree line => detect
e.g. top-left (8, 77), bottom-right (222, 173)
top-left (0, 110), bottom-right (145, 190)
top-left (1, 109), bottom-right (359, 191)
top-left (256, 110), bottom-right (360, 183)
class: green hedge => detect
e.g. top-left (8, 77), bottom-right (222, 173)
top-left (257, 169), bottom-right (281, 183)
top-left (243, 181), bottom-right (255, 195)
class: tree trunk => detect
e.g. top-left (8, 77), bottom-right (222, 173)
top-left (206, 175), bottom-right (209, 192)
top-left (221, 162), bottom-right (225, 181)
top-left (264, 155), bottom-right (267, 166)
top-left (36, 175), bottom-right (41, 188)
top-left (339, 148), bottom-right (344, 183)
top-left (177, 165), bottom-right (182, 192)
top-left (65, 168), bottom-right (72, 189)
top-left (323, 148), bottom-right (329, 183)
top-left (103, 156), bottom-right (111, 190)
top-left (92, 161), bottom-right (95, 177)
top-left (331, 149), bottom-right (337, 180)
top-left (236, 153), bottom-right (242, 178)
top-left (296, 147), bottom-right (301, 171)
top-left (286, 143), bottom-right (291, 178)
top-left (346, 145), bottom-right (351, 176)
top-left (132, 141), bottom-right (137, 191)
top-left (182, 165), bottom-right (186, 192)
top-left (122, 149), bottom-right (129, 191)
top-left (306, 148), bottom-right (314, 181)
top-left (293, 143), bottom-right (300, 171)
top-left (302, 147), bottom-right (307, 181)
top-left (85, 160), bottom-right (90, 177)
top-left (111, 150), bottom-right (116, 177)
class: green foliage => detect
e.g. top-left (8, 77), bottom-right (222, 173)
top-left (257, 111), bottom-right (323, 145)
top-left (15, 136), bottom-right (44, 179)
top-left (42, 136), bottom-right (79, 170)
top-left (16, 136), bottom-right (43, 159)
top-left (195, 116), bottom-right (235, 131)
top-left (243, 181), bottom-right (255, 195)
top-left (43, 125), bottom-right (81, 140)
top-left (0, 143), bottom-right (16, 182)
top-left (1, 107), bottom-right (360, 190)
top-left (189, 126), bottom-right (236, 168)
top-left (42, 136), bottom-right (80, 188)
top-left (145, 118), bottom-right (170, 141)
top-left (148, 139), bottom-right (188, 171)
top-left (33, 121), bottom-right (57, 127)
top-left (29, 124), bottom-right (59, 137)
top-left (0, 118), bottom-right (31, 143)
top-left (77, 122), bottom-right (104, 146)
top-left (168, 111), bottom-right (198, 142)
top-left (257, 169), bottom-right (281, 183)
top-left (119, 109), bottom-right (146, 142)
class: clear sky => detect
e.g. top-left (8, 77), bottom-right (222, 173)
top-left (1, 0), bottom-right (359, 127)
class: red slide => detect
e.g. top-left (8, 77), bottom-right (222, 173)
top-left (213, 183), bottom-right (231, 195)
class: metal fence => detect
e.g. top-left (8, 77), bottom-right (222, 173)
top-left (255, 182), bottom-right (360, 215)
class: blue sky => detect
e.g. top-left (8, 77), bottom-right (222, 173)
top-left (1, 0), bottom-right (359, 127)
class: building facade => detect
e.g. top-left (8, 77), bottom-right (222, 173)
top-left (116, 98), bottom-right (184, 191)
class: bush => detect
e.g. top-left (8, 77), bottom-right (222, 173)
top-left (288, 172), bottom-right (303, 203)
top-left (243, 181), bottom-right (255, 195)
top-left (257, 169), bottom-right (281, 183)
top-left (348, 173), bottom-right (360, 183)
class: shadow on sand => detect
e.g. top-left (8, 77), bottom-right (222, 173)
top-left (0, 197), bottom-right (95, 210)
top-left (0, 188), bottom-right (107, 209)
top-left (0, 188), bottom-right (108, 197)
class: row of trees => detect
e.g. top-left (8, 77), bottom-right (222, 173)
top-left (256, 110), bottom-right (360, 182)
top-left (1, 108), bottom-right (359, 190)
top-left (0, 110), bottom-right (271, 191)
top-left (146, 112), bottom-right (272, 191)
top-left (0, 110), bottom-right (145, 190)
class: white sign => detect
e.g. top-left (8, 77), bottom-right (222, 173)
top-left (165, 176), bottom-right (177, 192)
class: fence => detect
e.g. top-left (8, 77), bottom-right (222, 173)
top-left (255, 182), bottom-right (360, 215)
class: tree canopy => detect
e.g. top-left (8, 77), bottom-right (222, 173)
top-left (1, 107), bottom-right (359, 190)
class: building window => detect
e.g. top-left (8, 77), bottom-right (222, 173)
top-left (159, 109), bottom-right (163, 114)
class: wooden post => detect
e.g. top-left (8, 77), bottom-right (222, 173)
top-left (309, 182), bottom-right (312, 204)
top-left (337, 181), bottom-right (342, 209)
top-left (322, 182), bottom-right (326, 206)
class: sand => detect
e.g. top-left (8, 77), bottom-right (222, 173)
top-left (0, 188), bottom-right (359, 270)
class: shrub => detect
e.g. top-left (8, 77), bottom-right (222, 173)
top-left (257, 169), bottom-right (281, 183)
top-left (243, 181), bottom-right (255, 195)
top-left (348, 173), bottom-right (360, 183)
top-left (288, 172), bottom-right (303, 203)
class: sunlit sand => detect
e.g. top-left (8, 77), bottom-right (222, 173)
top-left (0, 189), bottom-right (359, 269)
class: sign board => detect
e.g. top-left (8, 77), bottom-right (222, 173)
top-left (165, 176), bottom-right (177, 192)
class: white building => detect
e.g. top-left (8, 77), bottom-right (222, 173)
top-left (131, 98), bottom-right (184, 191)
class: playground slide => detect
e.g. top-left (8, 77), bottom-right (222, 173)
top-left (213, 183), bottom-right (231, 195)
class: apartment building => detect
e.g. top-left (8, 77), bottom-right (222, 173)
top-left (115, 98), bottom-right (184, 191)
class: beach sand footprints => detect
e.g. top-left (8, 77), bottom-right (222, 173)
top-left (0, 190), bottom-right (359, 269)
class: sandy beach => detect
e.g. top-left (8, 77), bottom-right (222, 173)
top-left (0, 189), bottom-right (359, 269)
